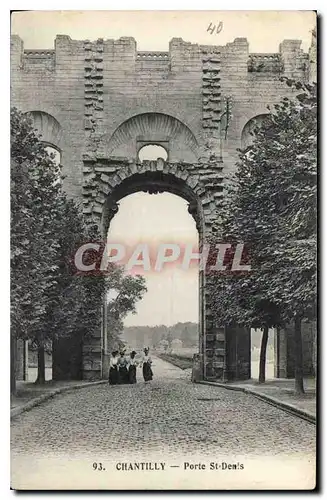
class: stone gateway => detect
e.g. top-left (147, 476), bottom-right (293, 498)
top-left (11, 34), bottom-right (316, 382)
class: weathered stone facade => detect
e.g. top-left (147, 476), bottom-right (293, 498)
top-left (11, 34), bottom-right (315, 381)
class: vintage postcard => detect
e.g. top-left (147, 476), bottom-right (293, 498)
top-left (10, 10), bottom-right (317, 490)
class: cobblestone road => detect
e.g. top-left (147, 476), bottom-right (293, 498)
top-left (11, 357), bottom-right (316, 460)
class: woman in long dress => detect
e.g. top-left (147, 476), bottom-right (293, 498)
top-left (118, 351), bottom-right (129, 384)
top-left (142, 347), bottom-right (153, 382)
top-left (128, 351), bottom-right (138, 384)
top-left (108, 351), bottom-right (119, 385)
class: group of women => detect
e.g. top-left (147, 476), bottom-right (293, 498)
top-left (108, 347), bottom-right (153, 385)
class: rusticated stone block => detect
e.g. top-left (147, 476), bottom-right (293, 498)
top-left (84, 118), bottom-right (95, 130)
top-left (93, 204), bottom-right (103, 214)
top-left (83, 206), bottom-right (93, 214)
top-left (100, 174), bottom-right (110, 183)
top-left (187, 175), bottom-right (199, 189)
top-left (156, 158), bottom-right (165, 171)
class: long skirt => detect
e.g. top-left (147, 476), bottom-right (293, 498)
top-left (118, 366), bottom-right (129, 384)
top-left (108, 366), bottom-right (118, 385)
top-left (128, 365), bottom-right (137, 384)
top-left (143, 362), bottom-right (153, 382)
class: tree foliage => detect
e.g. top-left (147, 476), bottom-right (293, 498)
top-left (208, 79), bottom-right (317, 389)
top-left (11, 108), bottom-right (62, 346)
top-left (11, 108), bottom-right (107, 385)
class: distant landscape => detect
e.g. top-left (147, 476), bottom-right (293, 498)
top-left (122, 322), bottom-right (274, 352)
top-left (122, 322), bottom-right (199, 350)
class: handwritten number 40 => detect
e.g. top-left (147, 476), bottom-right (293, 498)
top-left (207, 22), bottom-right (223, 35)
top-left (93, 462), bottom-right (105, 471)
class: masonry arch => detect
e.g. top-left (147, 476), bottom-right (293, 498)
top-left (241, 113), bottom-right (270, 149)
top-left (106, 112), bottom-right (199, 163)
top-left (59, 151), bottom-right (252, 382)
top-left (99, 162), bottom-right (204, 239)
top-left (100, 166), bottom-right (203, 374)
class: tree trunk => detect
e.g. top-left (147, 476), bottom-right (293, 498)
top-left (259, 325), bottom-right (269, 383)
top-left (294, 315), bottom-right (305, 395)
top-left (11, 332), bottom-right (17, 395)
top-left (35, 339), bottom-right (46, 384)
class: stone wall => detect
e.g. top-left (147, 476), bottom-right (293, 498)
top-left (274, 321), bottom-right (317, 379)
top-left (11, 34), bottom-right (315, 381)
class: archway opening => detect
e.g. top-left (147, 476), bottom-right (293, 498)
top-left (138, 144), bottom-right (168, 162)
top-left (105, 190), bottom-right (199, 367)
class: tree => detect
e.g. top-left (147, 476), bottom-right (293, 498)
top-left (165, 330), bottom-right (173, 353)
top-left (105, 266), bottom-right (147, 351)
top-left (11, 108), bottom-right (108, 386)
top-left (245, 80), bottom-right (316, 393)
top-left (207, 258), bottom-right (281, 383)
top-left (180, 325), bottom-right (189, 347)
top-left (11, 109), bottom-right (62, 388)
top-left (209, 79), bottom-right (316, 392)
top-left (206, 178), bottom-right (281, 384)
top-left (46, 202), bottom-right (107, 381)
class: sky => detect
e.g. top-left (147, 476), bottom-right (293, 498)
top-left (108, 191), bottom-right (198, 327)
top-left (12, 11), bottom-right (315, 52)
top-left (11, 11), bottom-right (316, 327)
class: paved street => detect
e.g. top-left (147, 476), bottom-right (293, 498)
top-left (11, 357), bottom-right (316, 460)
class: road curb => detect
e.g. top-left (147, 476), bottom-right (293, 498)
top-left (197, 381), bottom-right (316, 424)
top-left (11, 380), bottom-right (108, 420)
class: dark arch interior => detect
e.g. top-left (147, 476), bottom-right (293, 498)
top-left (101, 171), bottom-right (201, 237)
